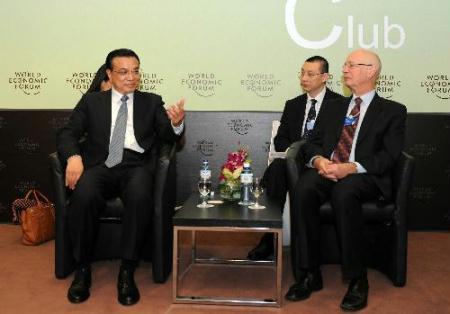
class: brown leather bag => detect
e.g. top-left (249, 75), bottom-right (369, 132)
top-left (18, 190), bottom-right (55, 245)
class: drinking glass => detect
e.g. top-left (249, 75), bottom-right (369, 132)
top-left (197, 178), bottom-right (213, 208)
top-left (249, 177), bottom-right (265, 209)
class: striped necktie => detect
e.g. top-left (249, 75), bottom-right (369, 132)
top-left (332, 97), bottom-right (362, 163)
top-left (105, 95), bottom-right (128, 168)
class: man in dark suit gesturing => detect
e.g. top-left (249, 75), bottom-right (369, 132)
top-left (248, 56), bottom-right (343, 260)
top-left (57, 49), bottom-right (185, 306)
top-left (285, 49), bottom-right (407, 311)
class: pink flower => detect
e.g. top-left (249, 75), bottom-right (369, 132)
top-left (219, 148), bottom-right (249, 181)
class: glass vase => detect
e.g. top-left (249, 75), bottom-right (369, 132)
top-left (219, 179), bottom-right (241, 201)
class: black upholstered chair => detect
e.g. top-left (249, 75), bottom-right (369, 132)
top-left (49, 143), bottom-right (177, 283)
top-left (286, 141), bottom-right (414, 287)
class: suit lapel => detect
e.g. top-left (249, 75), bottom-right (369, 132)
top-left (297, 94), bottom-right (307, 134)
top-left (332, 97), bottom-right (352, 144)
top-left (356, 93), bottom-right (383, 145)
top-left (98, 91), bottom-right (112, 144)
top-left (291, 93), bottom-right (308, 136)
top-left (133, 91), bottom-right (145, 138)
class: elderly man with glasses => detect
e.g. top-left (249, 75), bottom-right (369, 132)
top-left (285, 49), bottom-right (407, 311)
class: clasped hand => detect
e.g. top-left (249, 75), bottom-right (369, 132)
top-left (314, 157), bottom-right (357, 181)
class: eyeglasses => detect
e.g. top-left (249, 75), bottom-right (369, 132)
top-left (342, 62), bottom-right (373, 69)
top-left (112, 69), bottom-right (141, 77)
top-left (298, 71), bottom-right (324, 79)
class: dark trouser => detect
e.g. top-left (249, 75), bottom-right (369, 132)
top-left (262, 158), bottom-right (288, 210)
top-left (67, 150), bottom-right (154, 264)
top-left (252, 158), bottom-right (288, 254)
top-left (291, 169), bottom-right (380, 280)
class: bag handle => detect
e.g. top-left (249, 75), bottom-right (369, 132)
top-left (24, 189), bottom-right (35, 200)
top-left (33, 190), bottom-right (51, 205)
top-left (25, 189), bottom-right (51, 206)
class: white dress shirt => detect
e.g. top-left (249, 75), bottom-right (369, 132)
top-left (343, 90), bottom-right (376, 173)
top-left (110, 88), bottom-right (183, 153)
top-left (308, 89), bottom-right (376, 173)
top-left (301, 86), bottom-right (327, 137)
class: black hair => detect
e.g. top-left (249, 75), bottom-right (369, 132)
top-left (105, 48), bottom-right (140, 70)
top-left (86, 63), bottom-right (109, 93)
top-left (305, 55), bottom-right (329, 73)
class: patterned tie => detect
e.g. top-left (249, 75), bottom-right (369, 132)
top-left (105, 95), bottom-right (128, 168)
top-left (332, 97), bottom-right (362, 163)
top-left (302, 99), bottom-right (317, 140)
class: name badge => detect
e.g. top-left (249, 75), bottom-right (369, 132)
top-left (344, 116), bottom-right (357, 126)
top-left (306, 119), bottom-right (315, 130)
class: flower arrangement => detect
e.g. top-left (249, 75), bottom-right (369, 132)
top-left (219, 148), bottom-right (250, 200)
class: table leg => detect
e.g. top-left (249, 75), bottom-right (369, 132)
top-left (173, 227), bottom-right (282, 307)
top-left (172, 227), bottom-right (179, 302)
top-left (276, 229), bottom-right (283, 305)
top-left (191, 230), bottom-right (197, 262)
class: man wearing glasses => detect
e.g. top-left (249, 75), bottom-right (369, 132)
top-left (248, 56), bottom-right (343, 260)
top-left (285, 49), bottom-right (407, 311)
top-left (57, 48), bottom-right (185, 306)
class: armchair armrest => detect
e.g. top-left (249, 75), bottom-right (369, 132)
top-left (49, 152), bottom-right (67, 215)
top-left (49, 152), bottom-right (75, 278)
top-left (393, 152), bottom-right (415, 226)
top-left (389, 151), bottom-right (414, 287)
top-left (151, 141), bottom-right (177, 283)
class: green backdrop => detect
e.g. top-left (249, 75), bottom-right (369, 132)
top-left (1, 0), bottom-right (449, 111)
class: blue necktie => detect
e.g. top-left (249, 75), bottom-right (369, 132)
top-left (105, 95), bottom-right (128, 168)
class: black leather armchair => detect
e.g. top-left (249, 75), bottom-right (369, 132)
top-left (49, 143), bottom-right (177, 283)
top-left (286, 141), bottom-right (414, 286)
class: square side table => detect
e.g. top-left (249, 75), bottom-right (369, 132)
top-left (172, 193), bottom-right (283, 307)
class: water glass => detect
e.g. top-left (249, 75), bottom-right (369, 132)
top-left (197, 178), bottom-right (213, 208)
top-left (249, 177), bottom-right (265, 209)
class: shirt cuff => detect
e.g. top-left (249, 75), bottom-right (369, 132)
top-left (354, 162), bottom-right (367, 173)
top-left (308, 155), bottom-right (322, 168)
top-left (171, 120), bottom-right (184, 135)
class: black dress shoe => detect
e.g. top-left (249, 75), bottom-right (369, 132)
top-left (285, 270), bottom-right (323, 301)
top-left (340, 277), bottom-right (369, 311)
top-left (67, 267), bottom-right (91, 304)
top-left (117, 268), bottom-right (140, 306)
top-left (247, 233), bottom-right (274, 260)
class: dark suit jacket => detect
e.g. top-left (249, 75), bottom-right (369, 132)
top-left (274, 88), bottom-right (343, 151)
top-left (304, 93), bottom-right (407, 199)
top-left (57, 90), bottom-right (181, 170)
